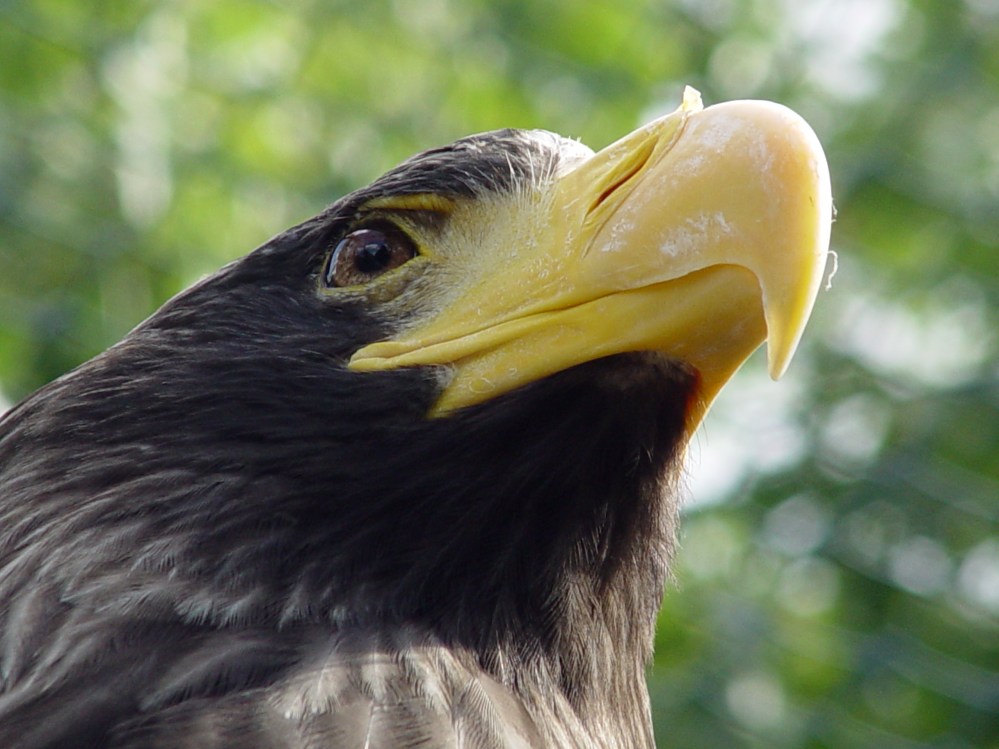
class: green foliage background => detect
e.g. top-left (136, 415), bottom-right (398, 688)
top-left (2, 1), bottom-right (997, 746)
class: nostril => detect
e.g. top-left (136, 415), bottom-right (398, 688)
top-left (589, 139), bottom-right (658, 216)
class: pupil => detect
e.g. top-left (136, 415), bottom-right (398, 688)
top-left (356, 240), bottom-right (391, 274)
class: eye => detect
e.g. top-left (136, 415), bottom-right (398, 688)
top-left (323, 225), bottom-right (417, 288)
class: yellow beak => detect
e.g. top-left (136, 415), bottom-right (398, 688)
top-left (350, 89), bottom-right (832, 428)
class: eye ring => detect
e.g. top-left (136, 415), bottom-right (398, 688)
top-left (323, 224), bottom-right (417, 288)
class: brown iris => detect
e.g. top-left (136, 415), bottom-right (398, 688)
top-left (324, 226), bottom-right (417, 287)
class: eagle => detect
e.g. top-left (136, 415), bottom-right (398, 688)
top-left (0, 89), bottom-right (831, 748)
